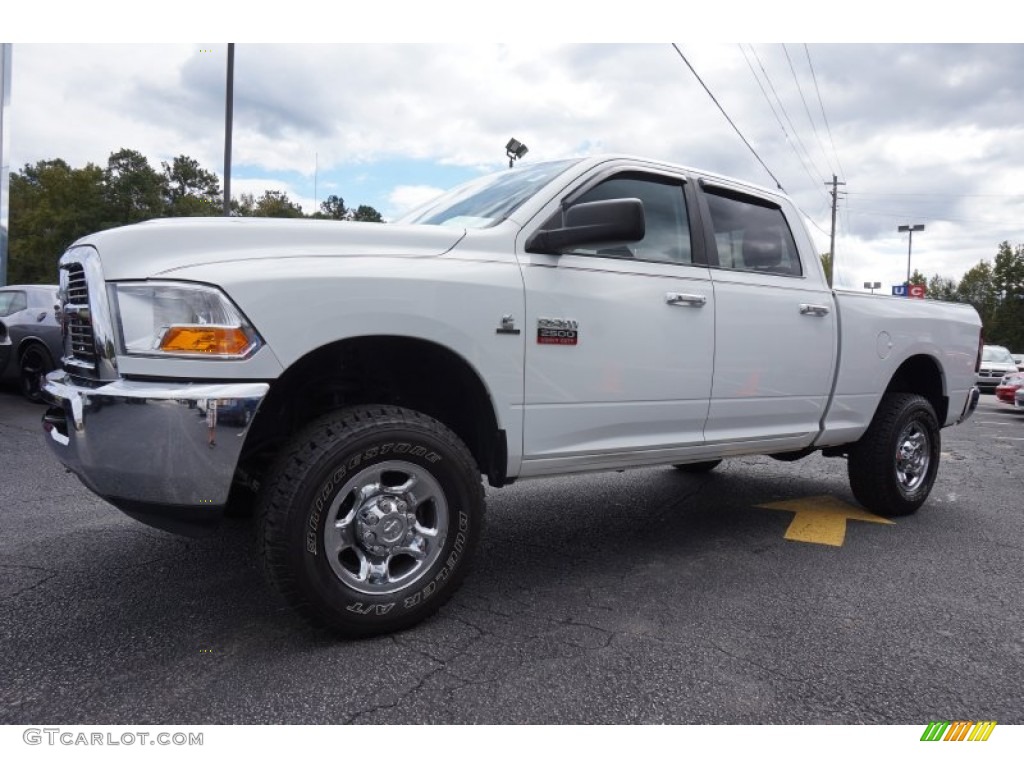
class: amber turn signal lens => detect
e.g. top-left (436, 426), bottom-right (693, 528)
top-left (159, 326), bottom-right (252, 355)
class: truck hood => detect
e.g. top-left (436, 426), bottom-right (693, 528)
top-left (72, 217), bottom-right (467, 280)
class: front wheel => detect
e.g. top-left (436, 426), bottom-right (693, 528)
top-left (257, 405), bottom-right (484, 637)
top-left (847, 393), bottom-right (940, 517)
top-left (19, 343), bottom-right (55, 403)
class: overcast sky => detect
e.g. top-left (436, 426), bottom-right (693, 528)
top-left (5, 6), bottom-right (1022, 293)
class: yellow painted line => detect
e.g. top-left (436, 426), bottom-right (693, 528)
top-left (756, 495), bottom-right (894, 547)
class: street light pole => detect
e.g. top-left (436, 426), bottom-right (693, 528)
top-left (223, 43), bottom-right (234, 216)
top-left (897, 224), bottom-right (924, 285)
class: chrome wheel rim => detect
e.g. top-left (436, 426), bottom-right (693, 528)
top-left (895, 421), bottom-right (930, 493)
top-left (323, 460), bottom-right (448, 595)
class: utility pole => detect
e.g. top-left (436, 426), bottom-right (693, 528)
top-left (223, 43), bottom-right (235, 216)
top-left (824, 174), bottom-right (845, 288)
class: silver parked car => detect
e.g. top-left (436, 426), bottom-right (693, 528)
top-left (0, 284), bottom-right (62, 402)
top-left (977, 345), bottom-right (1018, 393)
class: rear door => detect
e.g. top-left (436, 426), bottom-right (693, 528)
top-left (695, 181), bottom-right (836, 446)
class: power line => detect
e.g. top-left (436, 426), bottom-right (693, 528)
top-left (847, 191), bottom-right (1023, 199)
top-left (747, 45), bottom-right (830, 196)
top-left (804, 44), bottom-right (846, 182)
top-left (783, 43), bottom-right (835, 179)
top-left (739, 44), bottom-right (830, 210)
top-left (799, 206), bottom-right (833, 238)
top-left (670, 43), bottom-right (785, 191)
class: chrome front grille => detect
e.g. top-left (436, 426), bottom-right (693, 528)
top-left (63, 263), bottom-right (98, 368)
top-left (57, 246), bottom-right (119, 382)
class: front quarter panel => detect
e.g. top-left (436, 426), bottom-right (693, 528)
top-left (161, 240), bottom-right (527, 472)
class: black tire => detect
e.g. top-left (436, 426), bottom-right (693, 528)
top-left (847, 393), bottom-right (940, 517)
top-left (257, 405), bottom-right (484, 637)
top-left (19, 343), bottom-right (54, 403)
top-left (672, 459), bottom-right (722, 473)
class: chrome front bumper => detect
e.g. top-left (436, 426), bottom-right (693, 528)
top-left (42, 371), bottom-right (269, 535)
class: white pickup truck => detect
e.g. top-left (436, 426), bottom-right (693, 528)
top-left (42, 155), bottom-right (982, 636)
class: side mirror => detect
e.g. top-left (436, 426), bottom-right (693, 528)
top-left (526, 198), bottom-right (645, 254)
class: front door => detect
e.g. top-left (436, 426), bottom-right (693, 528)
top-left (517, 169), bottom-right (716, 473)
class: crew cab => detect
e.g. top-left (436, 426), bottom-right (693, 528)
top-left (41, 156), bottom-right (982, 636)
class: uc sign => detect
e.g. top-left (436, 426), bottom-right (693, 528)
top-left (892, 284), bottom-right (927, 299)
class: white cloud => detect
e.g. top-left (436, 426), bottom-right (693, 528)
top-left (5, 41), bottom-right (1024, 291)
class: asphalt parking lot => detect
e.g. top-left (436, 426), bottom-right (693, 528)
top-left (1, 388), bottom-right (1022, 725)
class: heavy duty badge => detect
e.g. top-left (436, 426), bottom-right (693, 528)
top-left (537, 318), bottom-right (578, 346)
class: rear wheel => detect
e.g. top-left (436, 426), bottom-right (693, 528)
top-left (19, 343), bottom-right (54, 403)
top-left (258, 405), bottom-right (484, 637)
top-left (847, 393), bottom-right (940, 517)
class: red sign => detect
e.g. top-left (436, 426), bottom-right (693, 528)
top-left (908, 284), bottom-right (927, 299)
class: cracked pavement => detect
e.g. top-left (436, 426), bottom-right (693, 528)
top-left (1, 388), bottom-right (1022, 724)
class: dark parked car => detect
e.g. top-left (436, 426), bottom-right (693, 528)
top-left (0, 284), bottom-right (62, 402)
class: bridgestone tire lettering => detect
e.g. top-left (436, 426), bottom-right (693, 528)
top-left (257, 405), bottom-right (485, 638)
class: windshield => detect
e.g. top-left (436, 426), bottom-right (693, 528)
top-left (397, 159), bottom-right (580, 228)
top-left (983, 345), bottom-right (1014, 364)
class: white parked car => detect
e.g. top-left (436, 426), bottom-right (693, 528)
top-left (41, 155), bottom-right (982, 636)
top-left (977, 345), bottom-right (1018, 392)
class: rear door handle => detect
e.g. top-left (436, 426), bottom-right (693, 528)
top-left (799, 304), bottom-right (830, 316)
top-left (666, 292), bottom-right (707, 307)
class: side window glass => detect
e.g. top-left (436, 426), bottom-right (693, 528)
top-left (564, 175), bottom-right (692, 265)
top-left (0, 291), bottom-right (27, 316)
top-left (705, 190), bottom-right (803, 277)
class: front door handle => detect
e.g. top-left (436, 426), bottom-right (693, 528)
top-left (799, 304), bottom-right (831, 316)
top-left (666, 292), bottom-right (707, 307)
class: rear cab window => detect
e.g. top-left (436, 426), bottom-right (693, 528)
top-left (701, 185), bottom-right (803, 277)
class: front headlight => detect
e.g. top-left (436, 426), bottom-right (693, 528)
top-left (111, 282), bottom-right (262, 358)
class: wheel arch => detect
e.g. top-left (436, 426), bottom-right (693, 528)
top-left (883, 353), bottom-right (947, 426)
top-left (240, 335), bottom-right (508, 490)
top-left (16, 334), bottom-right (54, 360)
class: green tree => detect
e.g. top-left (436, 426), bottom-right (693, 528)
top-left (103, 148), bottom-right (165, 227)
top-left (956, 260), bottom-right (999, 333)
top-left (239, 190), bottom-right (304, 218)
top-left (351, 204), bottom-right (383, 223)
top-left (317, 194), bottom-right (348, 220)
top-left (908, 269), bottom-right (928, 286)
top-left (927, 273), bottom-right (958, 302)
top-left (162, 155), bottom-right (221, 217)
top-left (7, 159), bottom-right (106, 283)
top-left (990, 241), bottom-right (1024, 350)
top-left (819, 252), bottom-right (833, 287)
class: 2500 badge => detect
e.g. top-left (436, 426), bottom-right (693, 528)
top-left (537, 318), bottom-right (578, 346)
